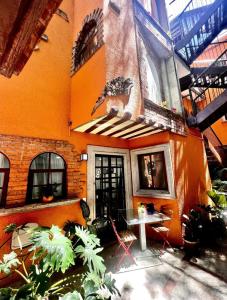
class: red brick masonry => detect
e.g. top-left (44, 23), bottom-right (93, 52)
top-left (0, 134), bottom-right (81, 207)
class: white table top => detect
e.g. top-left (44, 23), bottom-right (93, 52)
top-left (120, 209), bottom-right (171, 225)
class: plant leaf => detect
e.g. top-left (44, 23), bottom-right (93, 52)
top-left (0, 288), bottom-right (14, 300)
top-left (59, 291), bottom-right (83, 300)
top-left (30, 225), bottom-right (75, 273)
top-left (0, 252), bottom-right (20, 275)
top-left (14, 283), bottom-right (33, 300)
top-left (4, 224), bottom-right (17, 234)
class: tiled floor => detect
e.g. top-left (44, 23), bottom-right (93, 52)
top-left (103, 241), bottom-right (227, 300)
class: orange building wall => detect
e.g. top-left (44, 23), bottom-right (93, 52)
top-left (0, 0), bottom-right (74, 140)
top-left (69, 131), bottom-right (129, 198)
top-left (70, 0), bottom-right (107, 127)
top-left (129, 129), bottom-right (211, 244)
top-left (212, 119), bottom-right (227, 145)
top-left (0, 0), bottom-right (213, 286)
top-left (70, 47), bottom-right (107, 128)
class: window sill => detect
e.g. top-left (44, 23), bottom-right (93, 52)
top-left (0, 198), bottom-right (80, 216)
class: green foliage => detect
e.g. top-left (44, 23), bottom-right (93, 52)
top-left (212, 179), bottom-right (227, 192)
top-left (4, 224), bottom-right (17, 234)
top-left (30, 225), bottom-right (75, 273)
top-left (74, 227), bottom-right (105, 276)
top-left (0, 252), bottom-right (20, 274)
top-left (208, 189), bottom-right (227, 208)
top-left (0, 288), bottom-right (14, 300)
top-left (60, 291), bottom-right (83, 300)
top-left (0, 224), bottom-right (119, 300)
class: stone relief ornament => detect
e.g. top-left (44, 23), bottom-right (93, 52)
top-left (91, 76), bottom-right (133, 116)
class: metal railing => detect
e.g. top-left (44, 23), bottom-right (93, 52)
top-left (192, 40), bottom-right (227, 68)
top-left (170, 0), bottom-right (215, 42)
top-left (170, 0), bottom-right (226, 64)
top-left (189, 49), bottom-right (227, 114)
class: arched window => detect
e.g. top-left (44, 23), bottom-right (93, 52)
top-left (0, 153), bottom-right (10, 208)
top-left (74, 19), bottom-right (98, 69)
top-left (72, 8), bottom-right (103, 73)
top-left (27, 152), bottom-right (66, 203)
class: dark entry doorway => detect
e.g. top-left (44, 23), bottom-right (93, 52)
top-left (95, 154), bottom-right (126, 227)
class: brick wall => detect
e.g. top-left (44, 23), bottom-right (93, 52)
top-left (0, 134), bottom-right (81, 207)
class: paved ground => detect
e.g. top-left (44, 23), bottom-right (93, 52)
top-left (103, 240), bottom-right (227, 300)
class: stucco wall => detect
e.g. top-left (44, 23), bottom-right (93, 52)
top-left (0, 1), bottom-right (73, 140)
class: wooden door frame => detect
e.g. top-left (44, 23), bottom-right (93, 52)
top-left (87, 145), bottom-right (132, 220)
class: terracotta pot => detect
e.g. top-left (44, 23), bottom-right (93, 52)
top-left (106, 94), bottom-right (129, 116)
top-left (42, 195), bottom-right (54, 203)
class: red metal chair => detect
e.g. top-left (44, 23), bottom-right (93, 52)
top-left (109, 217), bottom-right (137, 270)
top-left (150, 209), bottom-right (173, 254)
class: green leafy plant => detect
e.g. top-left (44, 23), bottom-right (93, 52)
top-left (212, 179), bottom-right (227, 192)
top-left (207, 189), bottom-right (227, 209)
top-left (0, 224), bottom-right (120, 300)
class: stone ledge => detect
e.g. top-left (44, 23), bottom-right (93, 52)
top-left (0, 198), bottom-right (80, 216)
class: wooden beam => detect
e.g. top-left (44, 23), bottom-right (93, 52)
top-left (129, 129), bottom-right (162, 139)
top-left (84, 108), bottom-right (118, 133)
top-left (0, 0), bottom-right (62, 77)
top-left (99, 112), bottom-right (132, 135)
top-left (73, 115), bottom-right (107, 132)
top-left (122, 125), bottom-right (161, 139)
top-left (112, 123), bottom-right (146, 138)
top-left (90, 116), bottom-right (120, 134)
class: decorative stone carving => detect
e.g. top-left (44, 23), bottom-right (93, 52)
top-left (91, 77), bottom-right (133, 116)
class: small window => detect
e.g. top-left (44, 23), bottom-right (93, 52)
top-left (131, 144), bottom-right (175, 198)
top-left (138, 151), bottom-right (168, 191)
top-left (0, 153), bottom-right (10, 208)
top-left (27, 152), bottom-right (66, 203)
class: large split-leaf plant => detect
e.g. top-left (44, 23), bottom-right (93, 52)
top-left (0, 224), bottom-right (119, 299)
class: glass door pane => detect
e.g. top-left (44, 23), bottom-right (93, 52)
top-left (95, 154), bottom-right (126, 228)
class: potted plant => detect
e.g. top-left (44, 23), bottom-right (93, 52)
top-left (0, 223), bottom-right (120, 299)
top-left (41, 184), bottom-right (57, 203)
top-left (182, 209), bottom-right (203, 252)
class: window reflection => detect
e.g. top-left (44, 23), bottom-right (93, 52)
top-left (138, 151), bottom-right (168, 191)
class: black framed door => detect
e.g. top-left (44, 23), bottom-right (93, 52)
top-left (95, 154), bottom-right (126, 227)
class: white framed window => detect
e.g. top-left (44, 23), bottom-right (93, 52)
top-left (130, 144), bottom-right (175, 199)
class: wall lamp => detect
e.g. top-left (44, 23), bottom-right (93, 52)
top-left (80, 153), bottom-right (88, 161)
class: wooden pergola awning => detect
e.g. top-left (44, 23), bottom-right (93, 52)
top-left (73, 109), bottom-right (172, 140)
top-left (0, 0), bottom-right (62, 77)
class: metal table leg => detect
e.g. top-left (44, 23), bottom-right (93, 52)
top-left (139, 222), bottom-right (146, 251)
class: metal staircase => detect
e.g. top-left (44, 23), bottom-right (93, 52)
top-left (180, 43), bottom-right (227, 91)
top-left (170, 0), bottom-right (227, 65)
top-left (186, 49), bottom-right (227, 131)
top-left (170, 0), bottom-right (227, 169)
